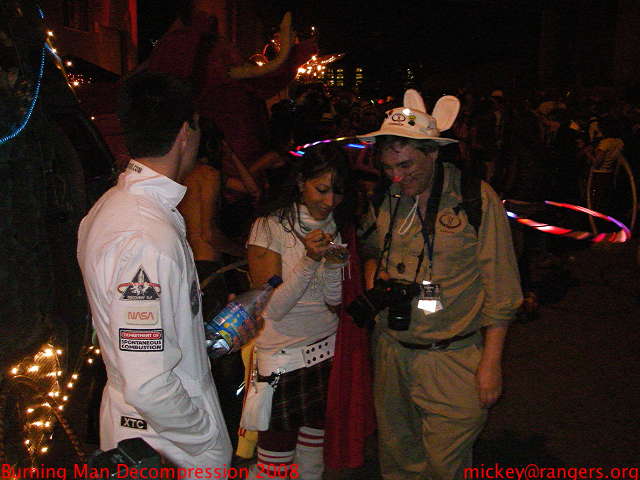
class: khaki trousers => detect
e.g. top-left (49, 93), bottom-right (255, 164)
top-left (374, 331), bottom-right (488, 480)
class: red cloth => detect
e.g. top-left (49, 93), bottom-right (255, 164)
top-left (324, 226), bottom-right (376, 470)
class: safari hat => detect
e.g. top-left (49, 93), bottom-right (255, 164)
top-left (359, 89), bottom-right (460, 145)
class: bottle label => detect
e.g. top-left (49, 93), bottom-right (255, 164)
top-left (206, 302), bottom-right (250, 344)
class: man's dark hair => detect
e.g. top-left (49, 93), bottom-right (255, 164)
top-left (118, 72), bottom-right (196, 158)
top-left (374, 135), bottom-right (439, 158)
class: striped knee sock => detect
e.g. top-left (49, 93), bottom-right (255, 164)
top-left (255, 447), bottom-right (295, 478)
top-left (294, 426), bottom-right (324, 480)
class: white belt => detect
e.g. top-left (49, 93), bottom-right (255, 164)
top-left (257, 333), bottom-right (336, 377)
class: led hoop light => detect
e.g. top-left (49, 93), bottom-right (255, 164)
top-left (288, 137), bottom-right (368, 157)
top-left (504, 200), bottom-right (632, 243)
top-left (0, 44), bottom-right (46, 145)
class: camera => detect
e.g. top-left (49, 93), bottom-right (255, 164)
top-left (347, 279), bottom-right (420, 330)
top-left (86, 437), bottom-right (163, 479)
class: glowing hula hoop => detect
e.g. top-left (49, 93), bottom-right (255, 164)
top-left (288, 137), bottom-right (364, 157)
top-left (504, 200), bottom-right (632, 243)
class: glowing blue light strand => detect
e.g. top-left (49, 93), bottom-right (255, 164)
top-left (0, 44), bottom-right (46, 145)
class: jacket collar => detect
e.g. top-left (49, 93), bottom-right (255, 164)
top-left (119, 160), bottom-right (187, 209)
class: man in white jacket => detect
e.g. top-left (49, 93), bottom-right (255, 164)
top-left (77, 72), bottom-right (232, 472)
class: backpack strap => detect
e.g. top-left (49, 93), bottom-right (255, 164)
top-left (458, 169), bottom-right (483, 235)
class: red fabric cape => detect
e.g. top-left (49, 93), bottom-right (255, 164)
top-left (324, 226), bottom-right (376, 469)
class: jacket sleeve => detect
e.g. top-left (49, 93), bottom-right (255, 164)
top-left (107, 236), bottom-right (219, 456)
top-left (476, 182), bottom-right (523, 327)
top-left (262, 255), bottom-right (322, 321)
top-left (322, 234), bottom-right (344, 307)
top-left (248, 217), bottom-right (322, 321)
top-left (322, 265), bottom-right (343, 307)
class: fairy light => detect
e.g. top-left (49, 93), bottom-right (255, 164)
top-left (7, 331), bottom-right (99, 464)
top-left (47, 30), bottom-right (54, 37)
top-left (0, 39), bottom-right (45, 145)
top-left (295, 53), bottom-right (344, 81)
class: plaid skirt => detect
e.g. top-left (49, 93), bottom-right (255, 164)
top-left (263, 357), bottom-right (333, 431)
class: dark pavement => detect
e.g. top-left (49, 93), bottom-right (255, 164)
top-left (476, 238), bottom-right (640, 468)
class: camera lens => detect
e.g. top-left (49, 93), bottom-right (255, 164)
top-left (387, 301), bottom-right (412, 331)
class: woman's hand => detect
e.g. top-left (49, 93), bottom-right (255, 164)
top-left (303, 229), bottom-right (332, 261)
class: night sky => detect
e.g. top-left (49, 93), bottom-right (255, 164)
top-left (139, 0), bottom-right (544, 89)
top-left (259, 0), bottom-right (542, 70)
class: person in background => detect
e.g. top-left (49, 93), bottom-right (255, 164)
top-left (585, 116), bottom-right (625, 214)
top-left (180, 118), bottom-right (246, 283)
top-left (179, 118), bottom-right (248, 455)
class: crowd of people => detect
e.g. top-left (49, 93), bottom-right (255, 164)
top-left (77, 22), bottom-right (640, 480)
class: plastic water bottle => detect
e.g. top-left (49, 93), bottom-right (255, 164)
top-left (204, 275), bottom-right (283, 358)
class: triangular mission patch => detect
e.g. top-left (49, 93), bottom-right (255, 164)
top-left (117, 266), bottom-right (161, 300)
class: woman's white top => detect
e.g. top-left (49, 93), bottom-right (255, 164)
top-left (247, 205), bottom-right (342, 351)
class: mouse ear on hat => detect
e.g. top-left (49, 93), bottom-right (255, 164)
top-left (403, 89), bottom-right (427, 113)
top-left (431, 95), bottom-right (460, 132)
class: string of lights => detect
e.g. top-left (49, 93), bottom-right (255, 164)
top-left (0, 17), bottom-right (98, 146)
top-left (1, 335), bottom-right (101, 466)
top-left (0, 44), bottom-right (45, 145)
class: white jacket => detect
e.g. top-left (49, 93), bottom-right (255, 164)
top-left (77, 160), bottom-right (232, 469)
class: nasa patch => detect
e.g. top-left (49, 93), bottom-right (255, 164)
top-left (119, 328), bottom-right (164, 352)
top-left (117, 266), bottom-right (161, 301)
top-left (125, 304), bottom-right (160, 325)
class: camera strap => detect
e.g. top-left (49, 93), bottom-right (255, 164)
top-left (415, 162), bottom-right (444, 281)
top-left (376, 192), bottom-right (402, 281)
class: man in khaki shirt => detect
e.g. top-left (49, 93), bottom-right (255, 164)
top-left (357, 90), bottom-right (522, 480)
